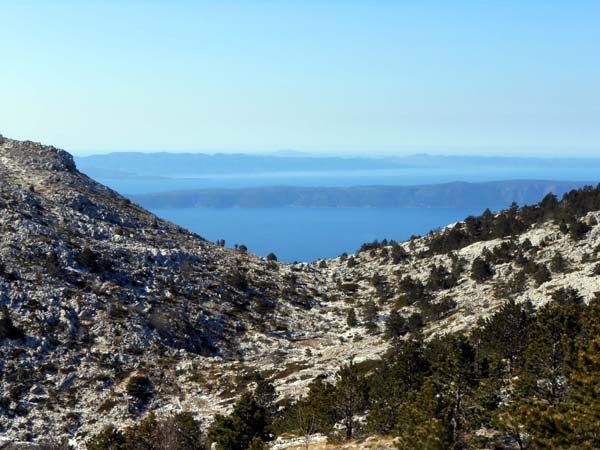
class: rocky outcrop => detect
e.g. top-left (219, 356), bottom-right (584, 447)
top-left (0, 136), bottom-right (76, 172)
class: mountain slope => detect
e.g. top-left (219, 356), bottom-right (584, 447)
top-left (1, 137), bottom-right (600, 447)
top-left (0, 137), bottom-right (348, 443)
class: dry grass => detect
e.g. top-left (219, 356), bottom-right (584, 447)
top-left (275, 436), bottom-right (397, 450)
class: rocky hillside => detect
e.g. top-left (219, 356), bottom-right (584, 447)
top-left (1, 137), bottom-right (599, 447)
top-left (323, 210), bottom-right (600, 335)
top-left (0, 137), bottom-right (340, 444)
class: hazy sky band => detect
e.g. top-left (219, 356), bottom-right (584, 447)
top-left (1, 1), bottom-right (599, 156)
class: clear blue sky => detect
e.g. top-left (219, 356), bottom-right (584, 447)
top-left (1, 1), bottom-right (599, 156)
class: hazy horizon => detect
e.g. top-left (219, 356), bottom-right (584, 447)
top-left (72, 146), bottom-right (600, 159)
top-left (2, 1), bottom-right (599, 157)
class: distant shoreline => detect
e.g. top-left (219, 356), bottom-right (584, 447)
top-left (129, 180), bottom-right (594, 210)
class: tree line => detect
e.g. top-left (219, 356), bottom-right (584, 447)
top-left (86, 287), bottom-right (600, 449)
top-left (355, 184), bottom-right (600, 260)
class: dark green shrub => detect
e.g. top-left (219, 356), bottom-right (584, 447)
top-left (247, 437), bottom-right (268, 450)
top-left (532, 264), bottom-right (551, 287)
top-left (86, 426), bottom-right (127, 450)
top-left (126, 376), bottom-right (153, 403)
top-left (397, 276), bottom-right (429, 306)
top-left (550, 252), bottom-right (568, 273)
top-left (385, 309), bottom-right (407, 339)
top-left (569, 220), bottom-right (591, 241)
top-left (362, 300), bottom-right (379, 333)
top-left (419, 297), bottom-right (457, 322)
top-left (224, 270), bottom-right (249, 291)
top-left (0, 308), bottom-right (24, 341)
top-left (391, 243), bottom-right (410, 264)
top-left (346, 308), bottom-right (358, 327)
top-left (75, 247), bottom-right (111, 273)
top-left (427, 264), bottom-right (458, 291)
top-left (470, 257), bottom-right (494, 282)
top-left (208, 393), bottom-right (268, 450)
top-left (45, 252), bottom-right (62, 277)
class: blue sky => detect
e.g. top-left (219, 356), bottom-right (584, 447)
top-left (1, 1), bottom-right (599, 156)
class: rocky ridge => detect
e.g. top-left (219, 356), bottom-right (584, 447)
top-left (1, 137), bottom-right (599, 447)
top-left (0, 136), bottom-right (350, 443)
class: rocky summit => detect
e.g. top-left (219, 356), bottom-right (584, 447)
top-left (1, 137), bottom-right (600, 448)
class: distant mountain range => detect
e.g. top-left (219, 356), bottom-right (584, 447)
top-left (131, 180), bottom-right (592, 210)
top-left (76, 152), bottom-right (405, 178)
top-left (75, 152), bottom-right (600, 179)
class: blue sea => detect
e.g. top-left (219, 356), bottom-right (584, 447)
top-left (97, 166), bottom-right (599, 195)
top-left (152, 206), bottom-right (480, 262)
top-left (92, 167), bottom-right (599, 262)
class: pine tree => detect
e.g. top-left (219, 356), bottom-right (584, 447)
top-left (532, 264), bottom-right (552, 287)
top-left (427, 335), bottom-right (478, 445)
top-left (86, 426), bottom-right (128, 450)
top-left (271, 379), bottom-right (338, 437)
top-left (473, 300), bottom-right (534, 375)
top-left (367, 339), bottom-right (427, 434)
top-left (165, 412), bottom-right (204, 450)
top-left (569, 219), bottom-right (591, 241)
top-left (334, 363), bottom-right (368, 440)
top-left (246, 437), bottom-right (268, 450)
top-left (516, 300), bottom-right (582, 406)
top-left (208, 393), bottom-right (268, 450)
top-left (394, 379), bottom-right (451, 450)
top-left (519, 337), bottom-right (600, 449)
top-left (362, 300), bottom-right (379, 333)
top-left (0, 307), bottom-right (24, 340)
top-left (124, 413), bottom-right (158, 450)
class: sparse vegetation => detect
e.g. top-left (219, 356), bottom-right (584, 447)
top-left (346, 308), bottom-right (358, 327)
top-left (87, 413), bottom-right (204, 450)
top-left (425, 186), bottom-right (600, 256)
top-left (126, 375), bottom-right (153, 403)
top-left (0, 308), bottom-right (24, 341)
top-left (470, 257), bottom-right (494, 282)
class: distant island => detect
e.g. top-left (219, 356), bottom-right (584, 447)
top-left (75, 152), bottom-right (600, 179)
top-left (130, 180), bottom-right (591, 210)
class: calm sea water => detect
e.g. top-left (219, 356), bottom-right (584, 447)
top-left (93, 167), bottom-right (599, 262)
top-left (97, 166), bottom-right (599, 195)
top-left (152, 207), bottom-right (482, 262)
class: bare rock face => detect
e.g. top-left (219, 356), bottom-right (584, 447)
top-left (0, 136), bottom-right (76, 172)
